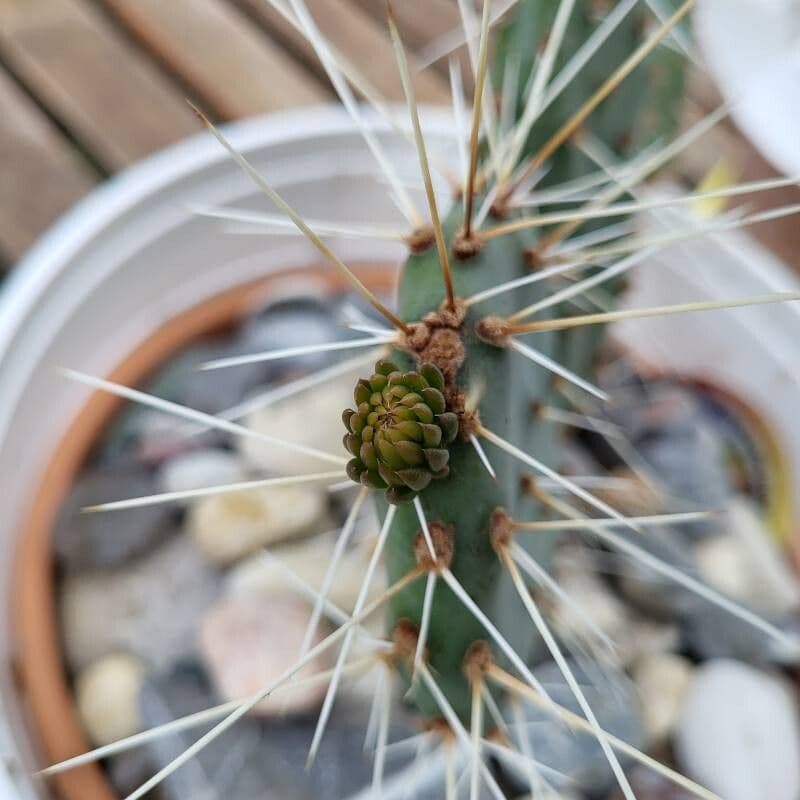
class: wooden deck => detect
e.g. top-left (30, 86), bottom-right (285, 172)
top-left (0, 0), bottom-right (797, 274)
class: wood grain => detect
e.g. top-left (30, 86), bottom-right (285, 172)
top-left (96, 0), bottom-right (329, 119)
top-left (0, 0), bottom-right (200, 171)
top-left (235, 0), bottom-right (450, 103)
top-left (354, 0), bottom-right (461, 52)
top-left (0, 67), bottom-right (95, 262)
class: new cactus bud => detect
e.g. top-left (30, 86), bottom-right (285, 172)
top-left (343, 359), bottom-right (458, 503)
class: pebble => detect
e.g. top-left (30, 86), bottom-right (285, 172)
top-left (226, 530), bottom-right (386, 618)
top-left (637, 425), bottom-right (730, 539)
top-left (239, 373), bottom-right (355, 476)
top-left (551, 543), bottom-right (679, 666)
top-left (695, 497), bottom-right (800, 617)
top-left (632, 654), bottom-right (694, 745)
top-left (107, 748), bottom-right (155, 797)
top-left (237, 294), bottom-right (346, 381)
top-left (99, 344), bottom-right (255, 465)
top-left (611, 527), bottom-right (702, 619)
top-left (139, 661), bottom-right (426, 800)
top-left (53, 461), bottom-right (176, 572)
top-left (189, 483), bottom-right (328, 565)
top-left (604, 382), bottom-right (731, 541)
top-left (609, 764), bottom-right (696, 799)
top-left (682, 602), bottom-right (798, 665)
top-left (199, 591), bottom-right (331, 716)
top-left (502, 658), bottom-right (644, 795)
top-left (75, 653), bottom-right (146, 746)
top-left (179, 348), bottom-right (270, 417)
top-left (675, 660), bottom-right (800, 800)
top-left (61, 534), bottom-right (221, 672)
top-left (157, 448), bottom-right (245, 500)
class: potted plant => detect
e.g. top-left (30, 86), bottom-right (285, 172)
top-left (2, 2), bottom-right (800, 799)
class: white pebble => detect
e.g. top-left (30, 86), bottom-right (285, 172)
top-left (633, 653), bottom-right (694, 745)
top-left (695, 498), bottom-right (800, 617)
top-left (226, 531), bottom-right (386, 636)
top-left (75, 654), bottom-right (146, 746)
top-left (675, 659), bottom-right (800, 800)
top-left (199, 592), bottom-right (331, 716)
top-left (189, 484), bottom-right (328, 565)
top-left (239, 375), bottom-right (354, 475)
top-left (158, 449), bottom-right (245, 500)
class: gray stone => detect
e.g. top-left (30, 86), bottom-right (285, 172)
top-left (604, 381), bottom-right (732, 541)
top-left (61, 534), bottom-right (221, 672)
top-left (682, 602), bottom-right (799, 666)
top-left (675, 660), bottom-right (800, 800)
top-left (636, 424), bottom-right (730, 538)
top-left (157, 449), bottom-right (245, 501)
top-left (501, 659), bottom-right (644, 796)
top-left (173, 342), bottom-right (273, 417)
top-left (107, 748), bottom-right (155, 797)
top-left (237, 294), bottom-right (345, 383)
top-left (136, 661), bottom-right (428, 800)
top-left (98, 348), bottom-right (238, 466)
top-left (609, 764), bottom-right (696, 799)
top-left (612, 528), bottom-right (703, 620)
top-left (54, 462), bottom-right (176, 572)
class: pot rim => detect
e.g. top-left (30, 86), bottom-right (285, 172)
top-left (0, 103), bottom-right (453, 372)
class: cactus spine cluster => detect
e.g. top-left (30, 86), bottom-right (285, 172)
top-left (348, 0), bottom-right (689, 723)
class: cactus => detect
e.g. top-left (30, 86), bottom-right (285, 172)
top-left (49, 1), bottom-right (800, 798)
top-left (365, 0), bottom-right (691, 725)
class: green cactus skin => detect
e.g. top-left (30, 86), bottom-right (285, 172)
top-left (356, 0), bottom-right (689, 724)
top-left (380, 214), bottom-right (561, 721)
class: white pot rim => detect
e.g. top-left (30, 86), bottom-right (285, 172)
top-left (0, 103), bottom-right (451, 370)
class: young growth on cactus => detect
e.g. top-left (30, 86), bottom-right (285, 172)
top-left (343, 359), bottom-right (458, 503)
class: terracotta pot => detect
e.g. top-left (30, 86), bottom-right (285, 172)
top-left (18, 265), bottom-right (394, 800)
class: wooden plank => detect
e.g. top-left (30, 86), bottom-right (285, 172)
top-left (354, 0), bottom-right (461, 53)
top-left (0, 67), bottom-right (96, 262)
top-left (234, 0), bottom-right (450, 104)
top-left (0, 0), bottom-right (201, 172)
top-left (96, 0), bottom-right (329, 119)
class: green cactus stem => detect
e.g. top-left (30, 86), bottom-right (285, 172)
top-left (354, 0), bottom-right (690, 725)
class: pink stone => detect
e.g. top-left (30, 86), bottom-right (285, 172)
top-left (199, 592), bottom-right (332, 716)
